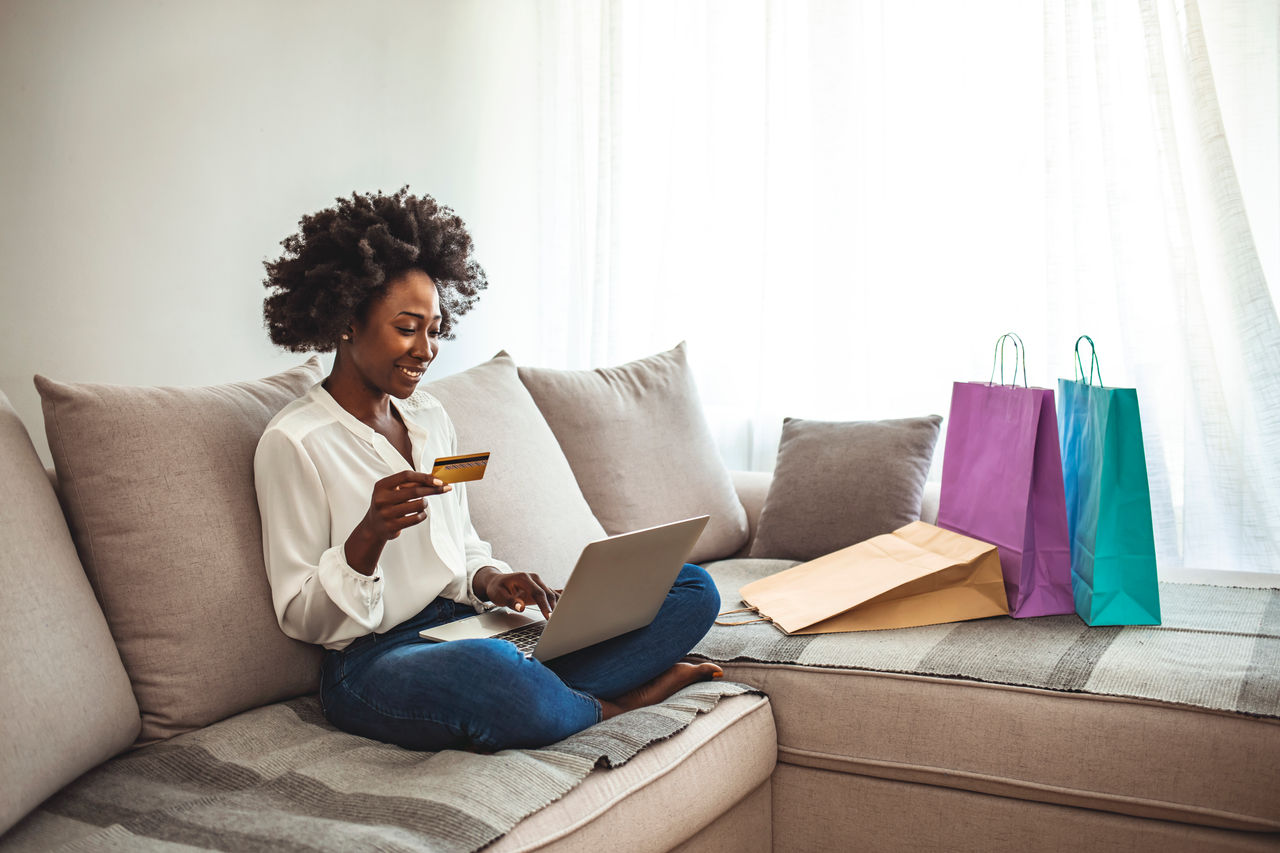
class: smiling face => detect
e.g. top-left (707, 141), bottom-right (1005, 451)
top-left (344, 268), bottom-right (442, 400)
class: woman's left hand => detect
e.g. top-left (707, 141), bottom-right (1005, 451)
top-left (474, 567), bottom-right (560, 616)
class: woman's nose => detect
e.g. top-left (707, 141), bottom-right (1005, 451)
top-left (411, 333), bottom-right (434, 361)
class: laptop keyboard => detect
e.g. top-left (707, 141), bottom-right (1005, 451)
top-left (494, 621), bottom-right (547, 655)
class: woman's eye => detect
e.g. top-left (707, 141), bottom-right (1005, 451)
top-left (428, 329), bottom-right (441, 338)
top-left (396, 327), bottom-right (416, 335)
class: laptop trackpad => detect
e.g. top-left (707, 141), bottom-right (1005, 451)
top-left (419, 608), bottom-right (545, 643)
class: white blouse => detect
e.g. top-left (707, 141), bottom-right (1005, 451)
top-left (254, 383), bottom-right (511, 650)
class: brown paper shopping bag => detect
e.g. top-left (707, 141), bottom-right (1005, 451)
top-left (727, 521), bottom-right (1010, 634)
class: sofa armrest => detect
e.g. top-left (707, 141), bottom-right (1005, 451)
top-left (921, 480), bottom-right (940, 525)
top-left (729, 470), bottom-right (772, 558)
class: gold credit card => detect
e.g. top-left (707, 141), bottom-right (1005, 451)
top-left (431, 452), bottom-right (491, 484)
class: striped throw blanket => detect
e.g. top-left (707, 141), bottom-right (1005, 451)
top-left (4, 681), bottom-right (754, 853)
top-left (698, 559), bottom-right (1280, 719)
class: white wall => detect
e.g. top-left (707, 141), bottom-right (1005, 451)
top-left (0, 0), bottom-right (541, 464)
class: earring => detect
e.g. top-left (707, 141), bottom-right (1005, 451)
top-left (341, 334), bottom-right (350, 341)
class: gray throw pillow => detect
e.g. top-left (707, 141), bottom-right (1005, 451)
top-left (34, 359), bottom-right (325, 745)
top-left (422, 352), bottom-right (607, 588)
top-left (517, 343), bottom-right (749, 564)
top-left (750, 415), bottom-right (943, 561)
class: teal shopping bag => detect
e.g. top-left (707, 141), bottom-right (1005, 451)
top-left (1057, 337), bottom-right (1160, 626)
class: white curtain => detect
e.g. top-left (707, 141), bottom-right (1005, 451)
top-left (535, 0), bottom-right (1280, 575)
top-left (1045, 0), bottom-right (1280, 573)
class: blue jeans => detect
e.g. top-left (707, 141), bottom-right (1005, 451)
top-left (319, 563), bottom-right (720, 752)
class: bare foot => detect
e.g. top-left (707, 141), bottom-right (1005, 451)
top-left (599, 662), bottom-right (724, 720)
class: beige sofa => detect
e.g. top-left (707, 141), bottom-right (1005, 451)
top-left (2, 345), bottom-right (1277, 852)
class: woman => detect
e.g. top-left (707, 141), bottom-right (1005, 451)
top-left (254, 188), bottom-right (722, 752)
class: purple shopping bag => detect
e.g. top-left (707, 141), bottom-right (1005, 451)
top-left (936, 336), bottom-right (1074, 618)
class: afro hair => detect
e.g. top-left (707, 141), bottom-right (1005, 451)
top-left (263, 187), bottom-right (488, 352)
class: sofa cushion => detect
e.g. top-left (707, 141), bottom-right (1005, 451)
top-left (732, 662), bottom-right (1280, 833)
top-left (701, 558), bottom-right (1280, 833)
top-left (489, 693), bottom-right (774, 852)
top-left (770, 765), bottom-right (1280, 853)
top-left (0, 683), bottom-right (770, 852)
top-left (34, 360), bottom-right (325, 745)
top-left (422, 352), bottom-right (606, 588)
top-left (516, 343), bottom-right (749, 564)
top-left (750, 415), bottom-right (941, 561)
top-left (0, 391), bottom-right (140, 835)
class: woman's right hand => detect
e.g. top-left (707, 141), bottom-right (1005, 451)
top-left (364, 470), bottom-right (452, 540)
top-left (346, 471), bottom-right (452, 574)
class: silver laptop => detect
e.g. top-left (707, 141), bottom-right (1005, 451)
top-left (419, 515), bottom-right (710, 662)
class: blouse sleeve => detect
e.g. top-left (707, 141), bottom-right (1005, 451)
top-left (455, 480), bottom-right (512, 609)
top-left (254, 427), bottom-right (385, 646)
top-left (440, 408), bottom-right (511, 610)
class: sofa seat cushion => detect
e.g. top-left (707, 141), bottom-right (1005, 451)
top-left (771, 765), bottom-right (1280, 853)
top-left (489, 692), bottom-right (775, 852)
top-left (699, 559), bottom-right (1280, 833)
top-left (0, 682), bottom-right (771, 853)
top-left (0, 391), bottom-right (141, 836)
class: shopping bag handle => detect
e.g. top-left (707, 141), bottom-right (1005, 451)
top-left (715, 607), bottom-right (772, 626)
top-left (988, 332), bottom-right (1028, 388)
top-left (1073, 335), bottom-right (1105, 388)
